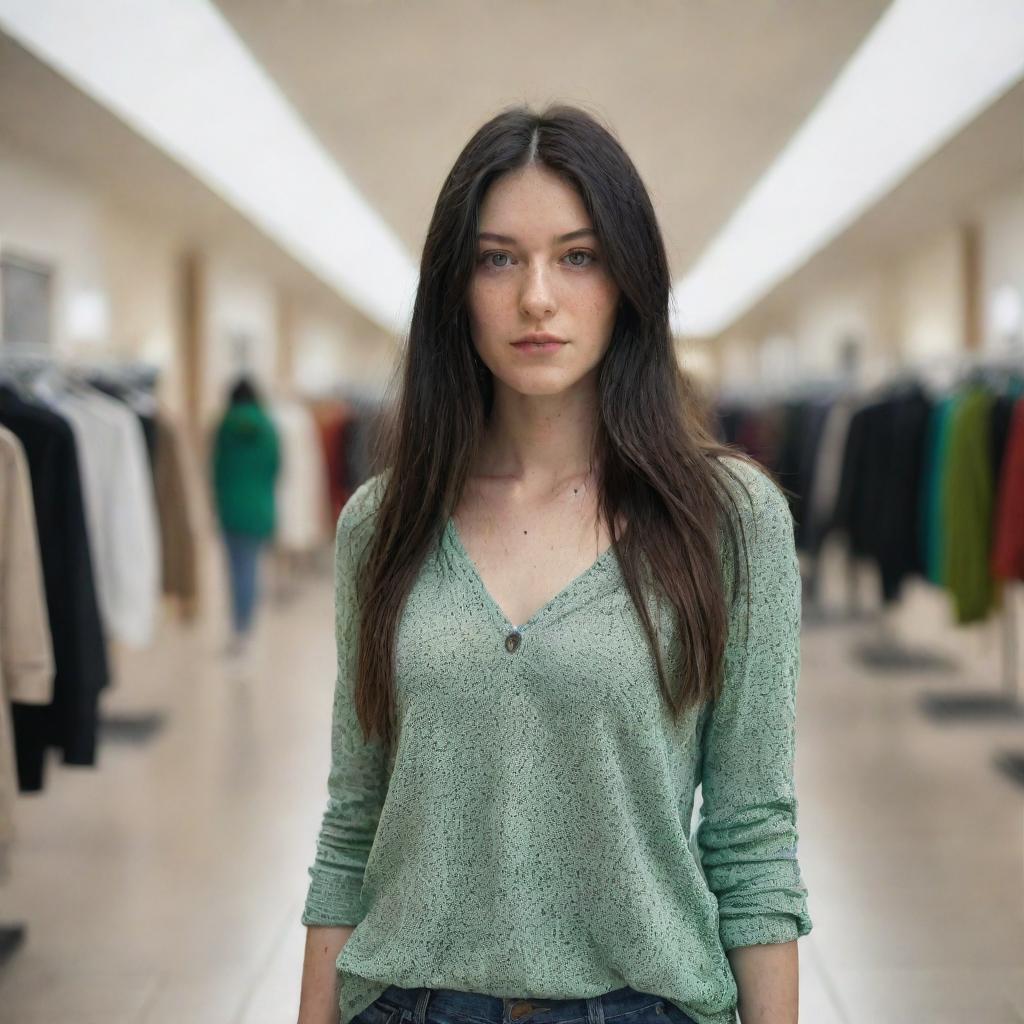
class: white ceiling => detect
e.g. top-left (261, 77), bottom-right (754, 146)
top-left (211, 0), bottom-right (891, 275)
top-left (3, 1), bottom-right (1021, 341)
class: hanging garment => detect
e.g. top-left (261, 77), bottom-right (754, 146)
top-left (774, 401), bottom-right (807, 535)
top-left (833, 385), bottom-right (931, 603)
top-left (312, 400), bottom-right (356, 524)
top-left (875, 386), bottom-right (932, 603)
top-left (992, 396), bottom-right (1024, 581)
top-left (805, 394), bottom-right (856, 555)
top-left (918, 394), bottom-right (959, 586)
top-left (942, 385), bottom-right (996, 624)
top-left (154, 411), bottom-right (199, 616)
top-left (790, 398), bottom-right (832, 552)
top-left (734, 404), bottom-right (784, 471)
top-left (0, 385), bottom-right (108, 791)
top-left (0, 426), bottom-right (55, 878)
top-left (86, 377), bottom-right (159, 487)
top-left (990, 392), bottom-right (1018, 484)
top-left (40, 384), bottom-right (161, 648)
top-left (270, 398), bottom-right (330, 552)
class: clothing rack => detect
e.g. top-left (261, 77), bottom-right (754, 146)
top-left (0, 343), bottom-right (46, 963)
top-left (918, 351), bottom-right (1024, 725)
top-left (0, 341), bottom-right (168, 744)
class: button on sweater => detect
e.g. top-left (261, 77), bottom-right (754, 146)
top-left (301, 456), bottom-right (813, 1024)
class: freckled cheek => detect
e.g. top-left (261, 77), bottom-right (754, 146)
top-left (573, 279), bottom-right (620, 326)
top-left (466, 282), bottom-right (513, 345)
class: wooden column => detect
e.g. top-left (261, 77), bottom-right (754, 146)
top-left (961, 222), bottom-right (982, 351)
top-left (276, 290), bottom-right (296, 394)
top-left (181, 250), bottom-right (204, 450)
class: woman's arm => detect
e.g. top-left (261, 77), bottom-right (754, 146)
top-left (298, 479), bottom-right (390, 1018)
top-left (297, 925), bottom-right (354, 1024)
top-left (696, 459), bottom-right (813, 1022)
top-left (726, 941), bottom-right (798, 1024)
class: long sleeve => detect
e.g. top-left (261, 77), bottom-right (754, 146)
top-left (0, 429), bottom-right (54, 704)
top-left (301, 482), bottom-right (390, 927)
top-left (696, 458), bottom-right (813, 952)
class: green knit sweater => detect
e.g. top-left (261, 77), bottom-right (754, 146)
top-left (301, 456), bottom-right (813, 1024)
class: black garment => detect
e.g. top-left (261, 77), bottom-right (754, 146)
top-left (991, 393), bottom-right (1017, 483)
top-left (774, 401), bottom-right (805, 519)
top-left (714, 404), bottom-right (744, 446)
top-left (775, 399), bottom-right (832, 552)
top-left (794, 398), bottom-right (833, 555)
top-left (0, 385), bottom-right (108, 791)
top-left (833, 384), bottom-right (932, 603)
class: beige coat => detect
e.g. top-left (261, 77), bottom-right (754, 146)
top-left (0, 426), bottom-right (55, 874)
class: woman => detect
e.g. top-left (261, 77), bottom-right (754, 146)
top-left (211, 375), bottom-right (280, 656)
top-left (297, 104), bottom-right (812, 1024)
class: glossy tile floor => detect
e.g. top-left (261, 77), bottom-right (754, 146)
top-left (1, 539), bottom-right (1023, 1024)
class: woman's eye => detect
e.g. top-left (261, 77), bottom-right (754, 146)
top-left (481, 252), bottom-right (512, 268)
top-left (478, 250), bottom-right (596, 270)
top-left (564, 249), bottom-right (596, 267)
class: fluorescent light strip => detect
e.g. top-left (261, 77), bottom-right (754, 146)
top-left (670, 0), bottom-right (1024, 338)
top-left (0, 0), bottom-right (418, 335)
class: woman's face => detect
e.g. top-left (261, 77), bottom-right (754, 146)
top-left (466, 162), bottom-right (620, 399)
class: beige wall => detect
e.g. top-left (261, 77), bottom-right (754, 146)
top-left (710, 174), bottom-right (1024, 389)
top-left (0, 139), bottom-right (401, 429)
top-left (199, 254), bottom-right (279, 427)
top-left (976, 182), bottom-right (1024, 355)
top-left (0, 139), bottom-right (187, 411)
top-left (892, 226), bottom-right (965, 366)
top-left (0, 139), bottom-right (107, 356)
top-left (100, 203), bottom-right (185, 412)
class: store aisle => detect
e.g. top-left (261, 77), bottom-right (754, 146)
top-left (1, 562), bottom-right (1023, 1024)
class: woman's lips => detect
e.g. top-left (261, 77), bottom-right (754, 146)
top-left (511, 339), bottom-right (566, 352)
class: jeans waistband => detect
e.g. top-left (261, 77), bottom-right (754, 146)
top-left (377, 984), bottom-right (665, 1024)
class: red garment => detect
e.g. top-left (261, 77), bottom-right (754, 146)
top-left (992, 397), bottom-right (1024, 580)
top-left (734, 406), bottom-right (783, 470)
top-left (311, 399), bottom-right (354, 525)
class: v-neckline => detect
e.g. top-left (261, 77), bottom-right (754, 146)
top-left (444, 516), bottom-right (619, 633)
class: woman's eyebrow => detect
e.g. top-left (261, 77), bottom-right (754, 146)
top-left (477, 228), bottom-right (597, 244)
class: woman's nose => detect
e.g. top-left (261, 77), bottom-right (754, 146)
top-left (519, 264), bottom-right (556, 319)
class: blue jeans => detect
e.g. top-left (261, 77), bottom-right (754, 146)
top-left (223, 532), bottom-right (263, 635)
top-left (353, 985), bottom-right (698, 1024)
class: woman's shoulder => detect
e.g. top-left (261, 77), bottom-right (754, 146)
top-left (711, 453), bottom-right (795, 555)
top-left (334, 469), bottom-right (390, 558)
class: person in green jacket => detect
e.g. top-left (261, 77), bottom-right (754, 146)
top-left (212, 375), bottom-right (281, 653)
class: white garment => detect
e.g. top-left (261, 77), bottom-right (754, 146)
top-left (41, 384), bottom-right (161, 648)
top-left (270, 399), bottom-right (329, 552)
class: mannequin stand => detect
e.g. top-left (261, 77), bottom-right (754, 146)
top-left (0, 922), bottom-right (25, 969)
top-left (920, 584), bottom-right (1023, 722)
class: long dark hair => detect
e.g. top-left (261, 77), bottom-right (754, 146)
top-left (229, 375), bottom-right (261, 406)
top-left (355, 102), bottom-right (772, 750)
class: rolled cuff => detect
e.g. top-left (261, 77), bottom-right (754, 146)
top-left (300, 865), bottom-right (365, 927)
top-left (719, 907), bottom-right (812, 951)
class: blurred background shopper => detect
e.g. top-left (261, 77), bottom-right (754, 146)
top-left (212, 375), bottom-right (281, 655)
